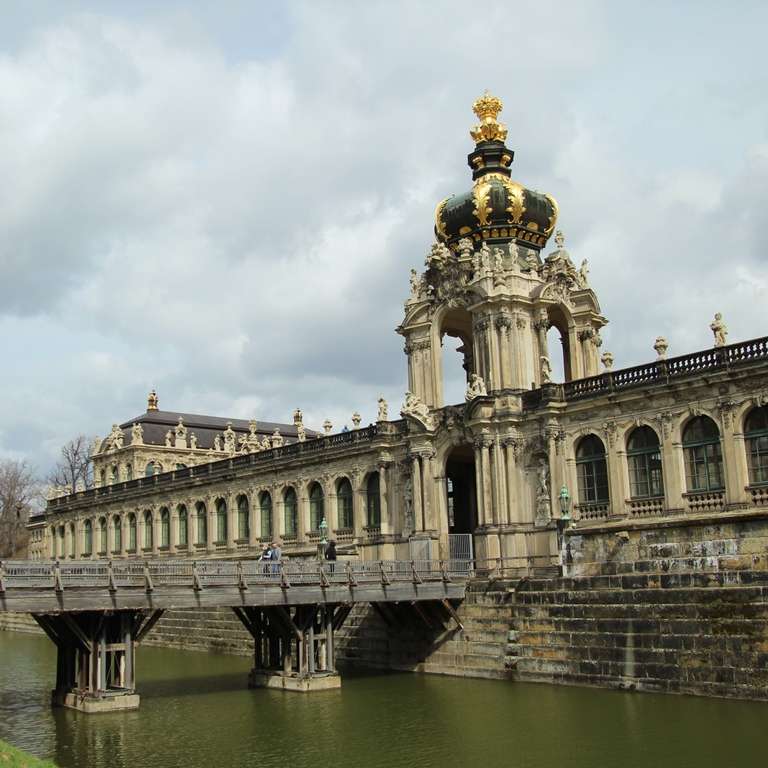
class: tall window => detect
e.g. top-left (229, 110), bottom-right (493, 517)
top-left (110, 465), bottom-right (118, 485)
top-left (112, 515), bottom-right (122, 553)
top-left (284, 488), bottom-right (297, 537)
top-left (143, 511), bottom-right (153, 549)
top-left (366, 473), bottom-right (381, 527)
top-left (237, 495), bottom-right (250, 540)
top-left (126, 463), bottom-right (133, 481)
top-left (745, 406), bottom-right (768, 485)
top-left (83, 520), bottom-right (93, 556)
top-left (309, 483), bottom-right (325, 531)
top-left (128, 514), bottom-right (137, 552)
top-left (259, 492), bottom-right (272, 539)
top-left (576, 435), bottom-right (609, 504)
top-left (627, 426), bottom-right (664, 498)
top-left (683, 416), bottom-right (724, 492)
top-left (196, 502), bottom-right (208, 545)
top-left (337, 478), bottom-right (353, 530)
top-left (98, 517), bottom-right (107, 554)
top-left (215, 499), bottom-right (228, 543)
top-left (160, 508), bottom-right (170, 548)
top-left (178, 505), bottom-right (188, 547)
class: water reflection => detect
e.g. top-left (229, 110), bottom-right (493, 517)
top-left (0, 631), bottom-right (765, 768)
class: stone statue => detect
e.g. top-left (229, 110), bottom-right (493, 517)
top-left (164, 430), bottom-right (173, 448)
top-left (409, 268), bottom-right (420, 299)
top-left (213, 434), bottom-right (223, 452)
top-left (457, 237), bottom-right (474, 261)
top-left (323, 419), bottom-right (333, 435)
top-left (261, 435), bottom-right (271, 450)
top-left (352, 412), bottom-right (362, 429)
top-left (465, 373), bottom-right (488, 401)
top-left (377, 397), bottom-right (388, 422)
top-left (554, 230), bottom-right (565, 250)
top-left (109, 424), bottom-right (124, 451)
top-left (403, 476), bottom-right (414, 534)
top-left (601, 351), bottom-right (614, 371)
top-left (492, 247), bottom-right (506, 286)
top-left (525, 250), bottom-right (540, 272)
top-left (578, 259), bottom-right (590, 288)
top-left (654, 336), bottom-right (668, 360)
top-left (535, 458), bottom-right (551, 526)
top-left (130, 423), bottom-right (143, 445)
top-left (427, 242), bottom-right (449, 269)
top-left (507, 241), bottom-right (521, 274)
top-left (540, 356), bottom-right (553, 384)
top-left (710, 313), bottom-right (728, 347)
top-left (271, 429), bottom-right (283, 448)
top-left (189, 432), bottom-right (198, 449)
top-left (223, 422), bottom-right (236, 453)
top-left (147, 389), bottom-right (159, 411)
top-left (479, 242), bottom-right (491, 276)
top-left (174, 417), bottom-right (188, 448)
top-left (297, 423), bottom-right (306, 442)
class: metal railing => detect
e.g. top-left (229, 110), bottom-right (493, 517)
top-left (0, 557), bottom-right (473, 593)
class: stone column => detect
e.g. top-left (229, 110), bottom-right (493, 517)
top-left (298, 485), bottom-right (309, 542)
top-left (206, 499), bottom-right (215, 553)
top-left (411, 456), bottom-right (423, 532)
top-left (535, 308), bottom-right (549, 374)
top-left (120, 516), bottom-right (127, 558)
top-left (496, 315), bottom-right (512, 389)
top-left (720, 404), bottom-right (746, 506)
top-left (422, 451), bottom-right (437, 531)
top-left (326, 491), bottom-right (337, 538)
top-left (379, 465), bottom-right (390, 534)
top-left (352, 477), bottom-right (365, 539)
top-left (474, 443), bottom-right (486, 526)
top-left (492, 437), bottom-right (507, 525)
top-left (248, 491), bottom-right (260, 549)
top-left (169, 507), bottom-right (178, 555)
top-left (480, 439), bottom-right (493, 524)
top-left (275, 492), bottom-right (286, 539)
top-left (504, 439), bottom-right (518, 524)
top-left (226, 493), bottom-right (237, 550)
top-left (152, 511), bottom-right (160, 555)
top-left (603, 426), bottom-right (627, 518)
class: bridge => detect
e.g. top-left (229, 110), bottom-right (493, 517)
top-left (0, 558), bottom-right (469, 711)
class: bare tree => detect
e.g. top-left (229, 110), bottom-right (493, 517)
top-left (0, 459), bottom-right (38, 558)
top-left (48, 435), bottom-right (94, 492)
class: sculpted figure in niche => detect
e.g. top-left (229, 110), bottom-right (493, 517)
top-left (540, 356), bottom-right (553, 384)
top-left (535, 457), bottom-right (551, 526)
top-left (223, 423), bottom-right (237, 453)
top-left (164, 430), bottom-right (173, 448)
top-left (403, 476), bottom-right (414, 534)
top-left (479, 242), bottom-right (492, 276)
top-left (507, 241), bottom-right (521, 274)
top-left (130, 423), bottom-right (143, 445)
top-left (710, 313), bottom-right (728, 347)
top-left (109, 424), bottom-right (124, 451)
top-left (377, 397), bottom-right (388, 422)
top-left (213, 434), bottom-right (223, 452)
top-left (465, 373), bottom-right (488, 401)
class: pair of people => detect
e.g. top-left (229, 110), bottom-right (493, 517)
top-left (260, 540), bottom-right (282, 574)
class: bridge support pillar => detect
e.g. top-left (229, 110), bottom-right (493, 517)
top-left (32, 609), bottom-right (163, 713)
top-left (233, 604), bottom-right (350, 693)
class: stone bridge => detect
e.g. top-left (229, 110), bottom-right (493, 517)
top-left (0, 558), bottom-right (468, 712)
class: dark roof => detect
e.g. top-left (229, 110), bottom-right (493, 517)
top-left (115, 410), bottom-right (318, 451)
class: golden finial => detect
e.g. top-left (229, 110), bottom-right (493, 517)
top-left (147, 389), bottom-right (158, 411)
top-left (470, 90), bottom-right (508, 145)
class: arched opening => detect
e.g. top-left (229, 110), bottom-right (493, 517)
top-left (544, 305), bottom-right (572, 382)
top-left (112, 515), bottom-right (122, 554)
top-left (366, 473), bottom-right (381, 528)
top-left (237, 495), bottom-right (250, 540)
top-left (127, 514), bottom-right (137, 553)
top-left (627, 426), bottom-right (664, 499)
top-left (336, 478), bottom-right (353, 531)
top-left (83, 520), bottom-right (93, 556)
top-left (215, 498), bottom-right (227, 543)
top-left (259, 492), bottom-right (273, 539)
top-left (195, 502), bottom-right (207, 545)
top-left (445, 445), bottom-right (478, 536)
top-left (439, 308), bottom-right (474, 406)
top-left (745, 406), bottom-right (768, 485)
top-left (98, 517), bottom-right (107, 554)
top-left (177, 505), bottom-right (188, 547)
top-left (283, 488), bottom-right (298, 538)
top-left (682, 416), bottom-right (723, 492)
top-left (143, 510), bottom-right (153, 550)
top-left (576, 434), bottom-right (609, 505)
top-left (159, 508), bottom-right (170, 548)
top-left (309, 483), bottom-right (325, 532)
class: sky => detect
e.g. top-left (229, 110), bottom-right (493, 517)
top-left (1, 0), bottom-right (767, 475)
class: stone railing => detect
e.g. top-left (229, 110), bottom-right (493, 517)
top-left (627, 497), bottom-right (665, 517)
top-left (748, 485), bottom-right (768, 506)
top-left (521, 336), bottom-right (768, 407)
top-left (683, 490), bottom-right (726, 514)
top-left (47, 422), bottom-right (405, 512)
top-left (575, 502), bottom-right (610, 521)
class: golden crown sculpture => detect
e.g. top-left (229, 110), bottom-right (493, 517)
top-left (470, 91), bottom-right (508, 144)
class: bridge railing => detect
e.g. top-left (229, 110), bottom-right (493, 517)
top-left (0, 558), bottom-right (473, 592)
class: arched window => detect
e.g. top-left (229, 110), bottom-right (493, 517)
top-left (627, 426), bottom-right (664, 499)
top-left (259, 492), bottom-right (272, 539)
top-left (98, 517), bottom-right (107, 554)
top-left (83, 520), bottom-right (93, 556)
top-left (215, 498), bottom-right (227, 543)
top-left (127, 514), bottom-right (137, 552)
top-left (576, 435), bottom-right (609, 504)
top-left (284, 488), bottom-right (297, 537)
top-left (366, 473), bottom-right (381, 527)
top-left (177, 505), bottom-right (188, 547)
top-left (195, 502), bottom-right (207, 545)
top-left (745, 406), bottom-right (768, 485)
top-left (126, 463), bottom-right (133, 481)
top-left (112, 515), bottom-right (122, 554)
top-left (309, 483), bottom-right (325, 532)
top-left (143, 511), bottom-right (153, 549)
top-left (337, 478), bottom-right (353, 530)
top-left (683, 416), bottom-right (724, 492)
top-left (160, 508), bottom-right (170, 548)
top-left (237, 495), bottom-right (250, 540)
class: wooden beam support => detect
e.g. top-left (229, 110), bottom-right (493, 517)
top-left (135, 609), bottom-right (165, 643)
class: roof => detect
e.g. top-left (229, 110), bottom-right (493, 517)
top-left (110, 409), bottom-right (318, 452)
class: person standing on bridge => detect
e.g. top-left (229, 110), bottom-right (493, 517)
top-left (271, 540), bottom-right (282, 573)
top-left (325, 539), bottom-right (337, 574)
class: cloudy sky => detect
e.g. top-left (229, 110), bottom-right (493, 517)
top-left (1, 0), bottom-right (767, 473)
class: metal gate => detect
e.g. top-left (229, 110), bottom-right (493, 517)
top-left (448, 533), bottom-right (473, 561)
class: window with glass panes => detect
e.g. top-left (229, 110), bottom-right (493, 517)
top-left (215, 499), bottom-right (227, 543)
top-left (337, 479), bottom-right (353, 529)
top-left (576, 435), bottom-right (609, 503)
top-left (366, 473), bottom-right (381, 527)
top-left (196, 503), bottom-right (207, 545)
top-left (627, 426), bottom-right (664, 498)
top-left (745, 406), bottom-right (768, 485)
top-left (260, 493), bottom-right (272, 539)
top-left (178, 506), bottom-right (188, 546)
top-left (284, 489), bottom-right (297, 536)
top-left (682, 416), bottom-right (724, 492)
top-left (237, 495), bottom-right (250, 540)
top-left (309, 484), bottom-right (324, 531)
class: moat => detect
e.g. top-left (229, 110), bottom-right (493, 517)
top-left (0, 632), bottom-right (765, 768)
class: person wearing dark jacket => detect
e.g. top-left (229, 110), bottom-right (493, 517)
top-left (325, 540), bottom-right (337, 561)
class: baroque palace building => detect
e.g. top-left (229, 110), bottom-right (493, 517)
top-left (30, 93), bottom-right (768, 573)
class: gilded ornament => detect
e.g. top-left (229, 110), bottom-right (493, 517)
top-left (544, 194), bottom-right (559, 235)
top-left (434, 198), bottom-right (449, 240)
top-left (472, 182), bottom-right (492, 227)
top-left (503, 178), bottom-right (525, 224)
top-left (469, 91), bottom-right (508, 145)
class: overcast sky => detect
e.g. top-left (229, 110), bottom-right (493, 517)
top-left (1, 0), bottom-right (767, 473)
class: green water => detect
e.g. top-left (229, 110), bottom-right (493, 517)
top-left (0, 631), bottom-right (764, 768)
